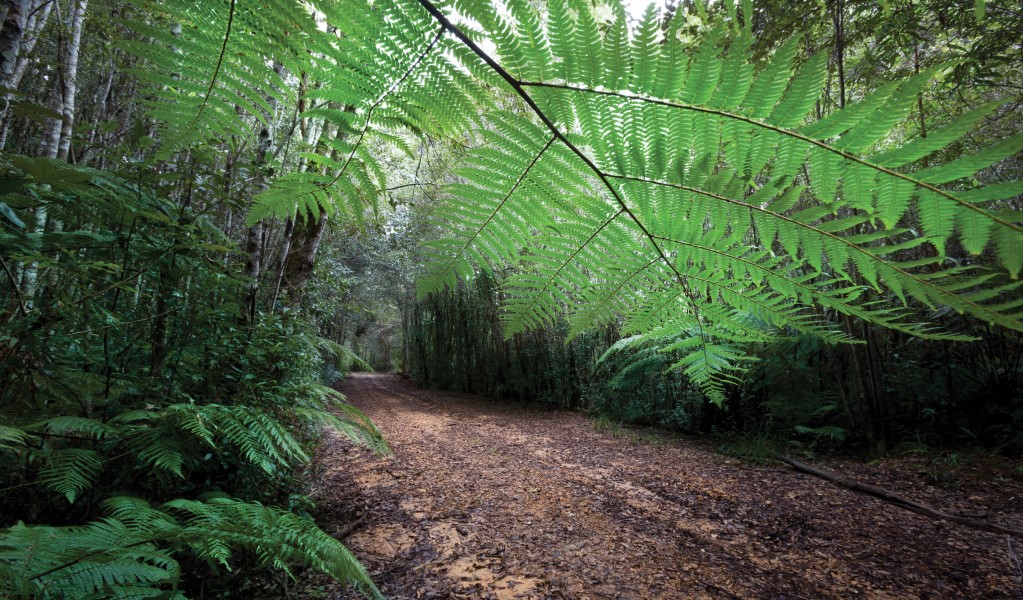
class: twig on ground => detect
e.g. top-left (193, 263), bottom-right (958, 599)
top-left (777, 455), bottom-right (1023, 538)
top-left (702, 581), bottom-right (742, 599)
top-left (1008, 535), bottom-right (1023, 579)
top-left (332, 515), bottom-right (366, 540)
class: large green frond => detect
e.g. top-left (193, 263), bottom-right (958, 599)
top-left (415, 0), bottom-right (1023, 401)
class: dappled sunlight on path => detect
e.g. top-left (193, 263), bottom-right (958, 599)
top-left (309, 374), bottom-right (1018, 599)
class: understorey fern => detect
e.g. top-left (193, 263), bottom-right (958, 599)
top-left (0, 496), bottom-right (382, 600)
top-left (0, 157), bottom-right (389, 598)
top-left (0, 397), bottom-right (388, 599)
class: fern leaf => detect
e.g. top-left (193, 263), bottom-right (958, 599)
top-left (412, 0), bottom-right (1023, 401)
top-left (872, 99), bottom-right (1007, 167)
top-left (767, 51), bottom-right (828, 128)
top-left (38, 448), bottom-right (104, 503)
top-left (0, 423), bottom-right (28, 450)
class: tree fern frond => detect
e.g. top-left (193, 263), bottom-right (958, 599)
top-left (415, 0), bottom-right (1023, 402)
top-left (249, 19), bottom-right (456, 223)
top-left (123, 0), bottom-right (305, 156)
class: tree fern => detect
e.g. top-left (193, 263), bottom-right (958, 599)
top-left (413, 0), bottom-right (1023, 401)
top-left (251, 0), bottom-right (479, 222)
top-left (121, 0), bottom-right (305, 156)
top-left (119, 0), bottom-right (1022, 415)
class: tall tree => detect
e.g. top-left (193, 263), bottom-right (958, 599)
top-left (39, 0), bottom-right (87, 159)
top-left (0, 0), bottom-right (53, 149)
top-left (0, 0), bottom-right (29, 89)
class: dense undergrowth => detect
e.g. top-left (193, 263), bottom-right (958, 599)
top-left (0, 158), bottom-right (386, 598)
top-left (2, 0), bottom-right (1023, 596)
top-left (406, 272), bottom-right (1023, 457)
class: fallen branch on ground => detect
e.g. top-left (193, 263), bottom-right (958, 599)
top-left (331, 515), bottom-right (366, 540)
top-left (776, 455), bottom-right (1023, 538)
top-left (1008, 536), bottom-right (1023, 578)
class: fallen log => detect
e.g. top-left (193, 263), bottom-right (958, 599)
top-left (776, 455), bottom-right (1023, 538)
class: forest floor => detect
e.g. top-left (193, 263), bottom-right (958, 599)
top-left (302, 373), bottom-right (1023, 599)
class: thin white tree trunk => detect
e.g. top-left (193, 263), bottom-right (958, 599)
top-left (0, 0), bottom-right (29, 153)
top-left (56, 0), bottom-right (87, 160)
top-left (0, 0), bottom-right (30, 87)
top-left (18, 203), bottom-right (44, 308)
top-left (0, 0), bottom-right (53, 149)
top-left (10, 0), bottom-right (53, 87)
top-left (79, 55), bottom-right (114, 165)
top-left (243, 129), bottom-right (273, 322)
top-left (25, 0), bottom-right (87, 305)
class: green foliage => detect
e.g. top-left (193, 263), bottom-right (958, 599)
top-left (116, 0), bottom-right (1023, 408)
top-left (407, 272), bottom-right (704, 429)
top-left (120, 0), bottom-right (304, 156)
top-left (5, 0), bottom-right (1023, 593)
top-left (716, 430), bottom-right (784, 465)
top-left (124, 0), bottom-right (481, 223)
top-left (0, 157), bottom-right (385, 598)
top-left (413, 0), bottom-right (1023, 403)
top-left (0, 496), bottom-right (380, 600)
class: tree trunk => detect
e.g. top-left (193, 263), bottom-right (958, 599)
top-left (242, 127), bottom-right (273, 323)
top-left (18, 204), bottom-right (43, 308)
top-left (269, 105), bottom-right (342, 310)
top-left (79, 55), bottom-right (115, 165)
top-left (0, 0), bottom-right (30, 88)
top-left (281, 212), bottom-right (328, 307)
top-left (22, 0), bottom-right (85, 306)
top-left (9, 0), bottom-right (50, 87)
top-left (243, 221), bottom-right (264, 321)
top-left (56, 0), bottom-right (88, 161)
top-left (269, 216), bottom-right (295, 309)
top-left (831, 0), bottom-right (845, 109)
top-left (0, 0), bottom-right (53, 149)
top-left (241, 61), bottom-right (286, 320)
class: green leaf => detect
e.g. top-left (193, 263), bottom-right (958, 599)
top-left (957, 208), bottom-right (995, 255)
top-left (0, 202), bottom-right (25, 229)
top-left (996, 226), bottom-right (1023, 278)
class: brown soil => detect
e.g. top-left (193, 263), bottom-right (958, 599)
top-left (307, 373), bottom-right (1023, 599)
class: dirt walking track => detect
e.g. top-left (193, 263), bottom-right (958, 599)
top-left (309, 373), bottom-right (1019, 599)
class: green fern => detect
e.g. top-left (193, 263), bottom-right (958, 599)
top-left (120, 0), bottom-right (1023, 403)
top-left (125, 0), bottom-right (485, 223)
top-left (121, 0), bottom-right (307, 157)
top-left (0, 517), bottom-right (181, 600)
top-left (314, 336), bottom-right (375, 373)
top-left (35, 448), bottom-right (105, 504)
top-left (0, 424), bottom-right (28, 450)
top-left (0, 382), bottom-right (388, 596)
top-left (0, 496), bottom-right (383, 599)
top-left (413, 0), bottom-right (1023, 401)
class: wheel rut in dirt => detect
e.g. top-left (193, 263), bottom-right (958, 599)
top-left (311, 373), bottom-right (1019, 599)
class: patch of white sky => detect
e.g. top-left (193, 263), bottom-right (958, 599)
top-left (622, 0), bottom-right (670, 21)
top-left (459, 0), bottom-right (672, 66)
